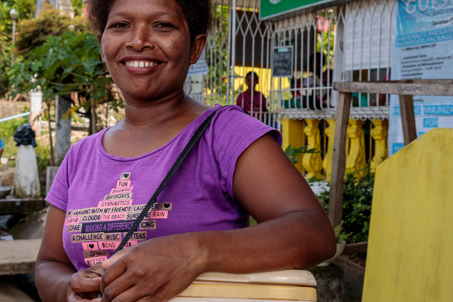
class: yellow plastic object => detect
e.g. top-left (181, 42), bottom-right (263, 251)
top-left (363, 128), bottom-right (453, 302)
top-left (281, 119), bottom-right (306, 173)
top-left (174, 270), bottom-right (317, 301)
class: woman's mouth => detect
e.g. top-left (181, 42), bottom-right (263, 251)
top-left (123, 60), bottom-right (161, 68)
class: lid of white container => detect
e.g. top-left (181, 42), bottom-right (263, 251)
top-left (195, 270), bottom-right (317, 286)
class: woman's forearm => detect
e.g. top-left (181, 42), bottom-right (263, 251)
top-left (195, 210), bottom-right (336, 274)
top-left (35, 260), bottom-right (76, 302)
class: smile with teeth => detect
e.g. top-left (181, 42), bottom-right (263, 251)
top-left (125, 61), bottom-right (159, 68)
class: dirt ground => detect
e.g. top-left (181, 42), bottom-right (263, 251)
top-left (0, 167), bottom-right (15, 187)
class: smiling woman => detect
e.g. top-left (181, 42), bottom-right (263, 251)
top-left (34, 0), bottom-right (336, 302)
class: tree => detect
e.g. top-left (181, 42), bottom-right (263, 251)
top-left (0, 0), bottom-right (36, 97)
top-left (205, 5), bottom-right (230, 99)
top-left (71, 0), bottom-right (85, 17)
top-left (8, 30), bottom-right (116, 164)
top-left (15, 4), bottom-right (86, 55)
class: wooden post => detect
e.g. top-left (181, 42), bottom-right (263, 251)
top-left (399, 94), bottom-right (417, 146)
top-left (328, 92), bottom-right (352, 227)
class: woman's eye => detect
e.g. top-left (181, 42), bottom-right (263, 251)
top-left (112, 22), bottom-right (128, 28)
top-left (156, 22), bottom-right (174, 28)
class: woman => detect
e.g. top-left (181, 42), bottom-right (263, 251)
top-left (236, 71), bottom-right (268, 121)
top-left (35, 0), bottom-right (336, 301)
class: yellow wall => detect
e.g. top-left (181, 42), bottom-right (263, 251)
top-left (281, 119), bottom-right (305, 174)
top-left (233, 66), bottom-right (290, 99)
top-left (363, 128), bottom-right (453, 301)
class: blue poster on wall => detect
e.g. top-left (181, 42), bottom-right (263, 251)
top-left (388, 0), bottom-right (453, 156)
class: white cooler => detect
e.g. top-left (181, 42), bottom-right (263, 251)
top-left (172, 270), bottom-right (317, 302)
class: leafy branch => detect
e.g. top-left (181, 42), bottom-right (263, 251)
top-left (284, 144), bottom-right (322, 164)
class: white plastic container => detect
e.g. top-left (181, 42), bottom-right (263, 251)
top-left (172, 270), bottom-right (317, 302)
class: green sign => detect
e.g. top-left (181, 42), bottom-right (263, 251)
top-left (260, 0), bottom-right (335, 20)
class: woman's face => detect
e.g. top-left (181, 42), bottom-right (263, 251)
top-left (99, 0), bottom-right (205, 101)
top-left (245, 74), bottom-right (258, 89)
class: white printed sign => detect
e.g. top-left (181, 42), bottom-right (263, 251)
top-left (388, 0), bottom-right (453, 156)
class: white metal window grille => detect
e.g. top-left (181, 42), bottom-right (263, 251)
top-left (271, 10), bottom-right (336, 122)
top-left (187, 0), bottom-right (396, 125)
top-left (341, 0), bottom-right (396, 121)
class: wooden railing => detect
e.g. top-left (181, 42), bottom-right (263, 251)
top-left (329, 79), bottom-right (453, 227)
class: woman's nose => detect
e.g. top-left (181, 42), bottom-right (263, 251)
top-left (126, 24), bottom-right (154, 50)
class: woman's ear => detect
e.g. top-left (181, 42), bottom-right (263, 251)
top-left (97, 33), bottom-right (105, 63)
top-left (189, 34), bottom-right (207, 65)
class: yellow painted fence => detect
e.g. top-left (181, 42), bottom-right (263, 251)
top-left (282, 118), bottom-right (388, 180)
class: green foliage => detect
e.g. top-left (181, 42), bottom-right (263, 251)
top-left (8, 30), bottom-right (113, 110)
top-left (0, 36), bottom-right (13, 97)
top-left (316, 12), bottom-right (335, 69)
top-left (0, 111), bottom-right (29, 158)
top-left (317, 167), bottom-right (375, 243)
top-left (333, 222), bottom-right (349, 244)
top-left (0, 113), bottom-right (29, 138)
top-left (284, 144), bottom-right (321, 164)
top-left (0, 0), bottom-right (36, 38)
top-left (35, 142), bottom-right (50, 174)
top-left (0, 0), bottom-right (36, 97)
top-left (71, 0), bottom-right (85, 17)
top-left (16, 6), bottom-right (86, 55)
top-left (205, 5), bottom-right (229, 97)
top-left (0, 1), bottom-right (82, 98)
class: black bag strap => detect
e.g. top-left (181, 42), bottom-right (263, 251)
top-left (114, 107), bottom-right (221, 253)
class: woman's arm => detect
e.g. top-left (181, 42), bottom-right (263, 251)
top-left (202, 133), bottom-right (335, 272)
top-left (36, 206), bottom-right (103, 302)
top-left (100, 134), bottom-right (335, 302)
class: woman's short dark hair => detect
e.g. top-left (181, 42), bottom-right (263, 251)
top-left (87, 0), bottom-right (212, 41)
top-left (246, 71), bottom-right (259, 80)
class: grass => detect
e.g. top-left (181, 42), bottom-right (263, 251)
top-left (0, 115), bottom-right (30, 159)
top-left (0, 115), bottom-right (51, 174)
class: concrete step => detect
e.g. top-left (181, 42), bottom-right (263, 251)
top-left (0, 199), bottom-right (47, 215)
top-left (0, 239), bottom-right (41, 276)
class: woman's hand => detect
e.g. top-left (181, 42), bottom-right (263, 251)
top-left (68, 263), bottom-right (104, 302)
top-left (100, 233), bottom-right (206, 302)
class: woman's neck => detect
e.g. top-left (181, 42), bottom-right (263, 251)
top-left (246, 88), bottom-right (258, 95)
top-left (121, 89), bottom-right (189, 129)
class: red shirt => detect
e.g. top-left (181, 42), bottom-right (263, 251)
top-left (236, 91), bottom-right (268, 118)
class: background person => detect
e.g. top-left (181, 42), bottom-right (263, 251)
top-left (236, 71), bottom-right (268, 122)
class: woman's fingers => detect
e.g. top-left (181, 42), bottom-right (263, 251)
top-left (101, 258), bottom-right (129, 292)
top-left (101, 267), bottom-right (137, 301)
top-left (70, 267), bottom-right (104, 293)
top-left (103, 284), bottom-right (158, 302)
top-left (102, 248), bottom-right (127, 270)
top-left (68, 287), bottom-right (102, 302)
top-left (100, 235), bottom-right (204, 301)
top-left (71, 276), bottom-right (102, 294)
top-left (90, 262), bottom-right (105, 276)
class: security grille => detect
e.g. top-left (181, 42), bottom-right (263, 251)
top-left (186, 0), bottom-right (395, 125)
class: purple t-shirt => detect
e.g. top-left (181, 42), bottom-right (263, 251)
top-left (47, 105), bottom-right (281, 270)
